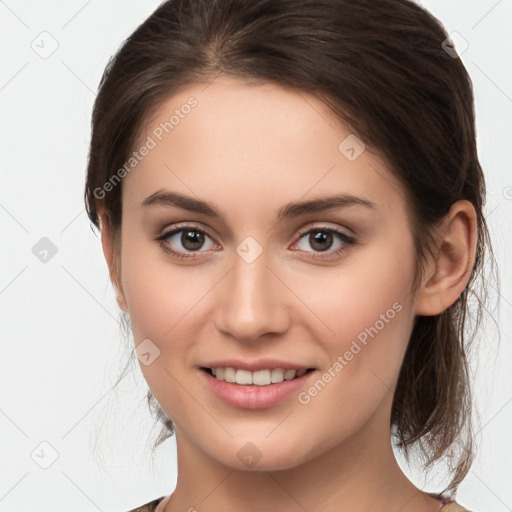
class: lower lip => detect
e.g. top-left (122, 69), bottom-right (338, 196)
top-left (199, 368), bottom-right (315, 409)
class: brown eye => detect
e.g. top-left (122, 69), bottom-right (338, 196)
top-left (158, 226), bottom-right (217, 258)
top-left (308, 230), bottom-right (334, 252)
top-left (293, 226), bottom-right (356, 259)
top-left (180, 229), bottom-right (205, 251)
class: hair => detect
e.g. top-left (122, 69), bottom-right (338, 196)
top-left (85, 0), bottom-right (496, 496)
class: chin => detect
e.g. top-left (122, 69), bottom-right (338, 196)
top-left (210, 442), bottom-right (310, 472)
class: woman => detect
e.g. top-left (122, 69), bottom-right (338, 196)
top-left (85, 0), bottom-right (493, 510)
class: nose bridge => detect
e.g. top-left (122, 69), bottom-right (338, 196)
top-left (215, 240), bottom-right (289, 341)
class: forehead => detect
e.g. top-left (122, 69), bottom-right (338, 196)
top-left (123, 77), bottom-right (406, 220)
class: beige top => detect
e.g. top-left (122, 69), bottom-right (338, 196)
top-left (438, 503), bottom-right (472, 512)
top-left (128, 494), bottom-right (473, 511)
top-left (428, 492), bottom-right (473, 511)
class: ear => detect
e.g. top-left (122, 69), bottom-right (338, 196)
top-left (415, 200), bottom-right (478, 316)
top-left (99, 213), bottom-right (129, 312)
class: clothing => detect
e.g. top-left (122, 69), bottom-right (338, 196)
top-left (428, 491), bottom-right (473, 511)
top-left (126, 494), bottom-right (168, 512)
top-left (127, 492), bottom-right (473, 511)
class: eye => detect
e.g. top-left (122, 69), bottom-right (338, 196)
top-left (157, 224), bottom-right (217, 259)
top-left (292, 226), bottom-right (356, 259)
top-left (157, 224), bottom-right (356, 261)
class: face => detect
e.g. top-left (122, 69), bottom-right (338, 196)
top-left (114, 76), bottom-right (419, 471)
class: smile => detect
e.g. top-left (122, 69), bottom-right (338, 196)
top-left (202, 367), bottom-right (314, 385)
top-left (199, 367), bottom-right (317, 409)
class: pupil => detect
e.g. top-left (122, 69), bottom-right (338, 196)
top-left (182, 230), bottom-right (204, 250)
top-left (310, 231), bottom-right (332, 251)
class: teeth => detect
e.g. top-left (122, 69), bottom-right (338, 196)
top-left (271, 368), bottom-right (284, 383)
top-left (223, 367), bottom-right (236, 383)
top-left (211, 367), bottom-right (310, 385)
top-left (236, 369), bottom-right (253, 385)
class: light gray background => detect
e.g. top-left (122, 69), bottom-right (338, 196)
top-left (1, 1), bottom-right (511, 511)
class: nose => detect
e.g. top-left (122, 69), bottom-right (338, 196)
top-left (214, 249), bottom-right (291, 343)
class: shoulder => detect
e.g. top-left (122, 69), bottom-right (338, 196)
top-left (440, 501), bottom-right (474, 511)
top-left (428, 492), bottom-right (474, 512)
top-left (126, 496), bottom-right (167, 512)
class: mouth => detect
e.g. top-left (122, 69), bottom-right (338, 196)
top-left (200, 366), bottom-right (316, 386)
top-left (199, 365), bottom-right (318, 409)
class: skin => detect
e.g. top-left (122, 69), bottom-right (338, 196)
top-left (100, 76), bottom-right (477, 512)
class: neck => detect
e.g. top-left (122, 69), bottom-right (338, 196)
top-left (164, 395), bottom-right (441, 512)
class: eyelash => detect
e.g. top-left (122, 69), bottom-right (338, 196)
top-left (156, 224), bottom-right (357, 261)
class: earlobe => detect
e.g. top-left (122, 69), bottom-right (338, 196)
top-left (99, 214), bottom-right (129, 312)
top-left (415, 200), bottom-right (477, 316)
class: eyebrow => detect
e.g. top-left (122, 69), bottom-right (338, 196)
top-left (141, 189), bottom-right (376, 221)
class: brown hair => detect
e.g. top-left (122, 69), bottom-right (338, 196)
top-left (85, 0), bottom-right (495, 495)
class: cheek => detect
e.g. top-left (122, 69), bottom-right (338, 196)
top-left (119, 235), bottom-right (211, 341)
top-left (297, 240), bottom-right (416, 393)
top-left (118, 241), bottom-right (212, 417)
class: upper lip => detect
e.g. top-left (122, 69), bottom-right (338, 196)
top-left (200, 359), bottom-right (314, 372)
